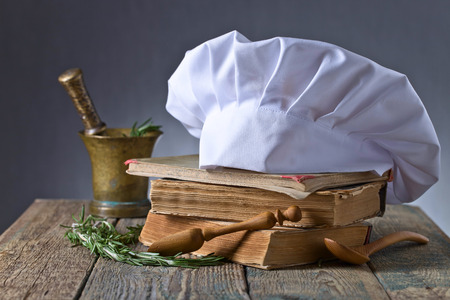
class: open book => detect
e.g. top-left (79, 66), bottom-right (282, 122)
top-left (126, 155), bottom-right (389, 199)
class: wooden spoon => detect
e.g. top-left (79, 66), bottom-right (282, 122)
top-left (147, 205), bottom-right (302, 256)
top-left (324, 231), bottom-right (429, 264)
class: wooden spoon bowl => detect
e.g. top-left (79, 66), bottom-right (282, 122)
top-left (324, 238), bottom-right (371, 264)
top-left (324, 231), bottom-right (429, 265)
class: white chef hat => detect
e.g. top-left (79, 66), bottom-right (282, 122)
top-left (166, 31), bottom-right (440, 204)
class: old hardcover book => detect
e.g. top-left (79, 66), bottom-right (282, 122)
top-left (149, 179), bottom-right (386, 228)
top-left (139, 213), bottom-right (372, 269)
top-left (126, 155), bottom-right (389, 199)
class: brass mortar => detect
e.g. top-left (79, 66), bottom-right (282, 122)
top-left (79, 128), bottom-right (162, 217)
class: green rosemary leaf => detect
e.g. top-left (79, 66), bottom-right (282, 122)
top-left (129, 118), bottom-right (162, 137)
top-left (80, 205), bottom-right (85, 222)
top-left (61, 206), bottom-right (225, 268)
top-left (137, 117), bottom-right (152, 128)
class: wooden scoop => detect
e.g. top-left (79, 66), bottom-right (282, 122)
top-left (324, 231), bottom-right (429, 265)
top-left (147, 206), bottom-right (302, 256)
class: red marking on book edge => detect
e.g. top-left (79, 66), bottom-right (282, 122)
top-left (124, 159), bottom-right (138, 166)
top-left (388, 169), bottom-right (394, 182)
top-left (365, 226), bottom-right (372, 244)
top-left (281, 175), bottom-right (316, 183)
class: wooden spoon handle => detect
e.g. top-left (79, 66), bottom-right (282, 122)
top-left (365, 231), bottom-right (429, 256)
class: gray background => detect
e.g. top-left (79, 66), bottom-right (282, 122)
top-left (1, 0), bottom-right (448, 235)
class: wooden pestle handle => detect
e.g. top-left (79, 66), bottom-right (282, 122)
top-left (201, 205), bottom-right (302, 240)
top-left (58, 68), bottom-right (106, 135)
top-left (276, 205), bottom-right (302, 226)
top-left (147, 228), bottom-right (205, 256)
top-left (202, 211), bottom-right (277, 241)
top-left (363, 231), bottom-right (429, 257)
top-left (147, 206), bottom-right (302, 256)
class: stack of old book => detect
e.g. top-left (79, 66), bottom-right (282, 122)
top-left (126, 155), bottom-right (388, 269)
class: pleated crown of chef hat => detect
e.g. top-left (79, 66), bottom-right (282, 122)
top-left (166, 31), bottom-right (440, 204)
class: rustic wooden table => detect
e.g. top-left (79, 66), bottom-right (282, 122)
top-left (0, 199), bottom-right (448, 299)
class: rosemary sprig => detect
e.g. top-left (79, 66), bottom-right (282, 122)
top-left (130, 118), bottom-right (161, 137)
top-left (61, 206), bottom-right (224, 268)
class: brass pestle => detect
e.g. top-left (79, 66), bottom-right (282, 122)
top-left (324, 231), bottom-right (429, 265)
top-left (58, 68), bottom-right (106, 135)
top-left (147, 206), bottom-right (302, 256)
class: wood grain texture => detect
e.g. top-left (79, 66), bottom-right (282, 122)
top-left (0, 199), bottom-right (96, 300)
top-left (368, 205), bottom-right (450, 299)
top-left (2, 200), bottom-right (448, 299)
top-left (80, 218), bottom-right (250, 300)
top-left (246, 262), bottom-right (389, 299)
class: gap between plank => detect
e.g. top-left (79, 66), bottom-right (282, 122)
top-left (73, 218), bottom-right (118, 300)
top-left (367, 261), bottom-right (392, 300)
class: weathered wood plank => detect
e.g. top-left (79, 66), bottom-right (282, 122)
top-left (246, 262), bottom-right (389, 299)
top-left (80, 218), bottom-right (250, 300)
top-left (368, 205), bottom-right (450, 299)
top-left (2, 200), bottom-right (448, 299)
top-left (0, 199), bottom-right (97, 300)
